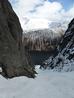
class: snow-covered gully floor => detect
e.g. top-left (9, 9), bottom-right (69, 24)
top-left (0, 66), bottom-right (74, 98)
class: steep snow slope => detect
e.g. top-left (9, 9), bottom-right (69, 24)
top-left (0, 66), bottom-right (74, 98)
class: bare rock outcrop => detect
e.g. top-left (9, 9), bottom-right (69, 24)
top-left (0, 0), bottom-right (35, 78)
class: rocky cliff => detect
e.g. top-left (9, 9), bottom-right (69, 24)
top-left (43, 18), bottom-right (74, 71)
top-left (0, 0), bottom-right (35, 78)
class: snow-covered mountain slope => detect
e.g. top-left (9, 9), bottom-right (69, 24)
top-left (24, 28), bottom-right (64, 40)
top-left (43, 18), bottom-right (74, 71)
top-left (0, 67), bottom-right (74, 98)
top-left (49, 21), bottom-right (68, 31)
top-left (23, 28), bottom-right (64, 51)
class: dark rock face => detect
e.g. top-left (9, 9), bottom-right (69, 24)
top-left (0, 0), bottom-right (35, 78)
top-left (43, 18), bottom-right (74, 71)
top-left (59, 19), bottom-right (74, 51)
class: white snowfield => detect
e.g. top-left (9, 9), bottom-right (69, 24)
top-left (0, 65), bottom-right (74, 98)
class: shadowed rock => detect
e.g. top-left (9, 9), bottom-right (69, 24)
top-left (0, 0), bottom-right (36, 78)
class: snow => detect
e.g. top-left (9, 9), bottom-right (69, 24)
top-left (0, 66), bottom-right (74, 98)
top-left (24, 29), bottom-right (63, 41)
top-left (44, 46), bottom-right (74, 72)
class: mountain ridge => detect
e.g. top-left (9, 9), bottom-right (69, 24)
top-left (23, 28), bottom-right (64, 51)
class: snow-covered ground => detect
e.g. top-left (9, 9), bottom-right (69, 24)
top-left (0, 65), bottom-right (74, 98)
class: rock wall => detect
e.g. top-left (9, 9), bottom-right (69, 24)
top-left (0, 0), bottom-right (35, 78)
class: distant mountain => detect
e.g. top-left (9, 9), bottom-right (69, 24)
top-left (43, 18), bottom-right (74, 71)
top-left (23, 28), bottom-right (65, 51)
top-left (49, 21), bottom-right (68, 31)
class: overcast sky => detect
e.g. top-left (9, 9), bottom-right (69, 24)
top-left (9, 0), bottom-right (74, 30)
